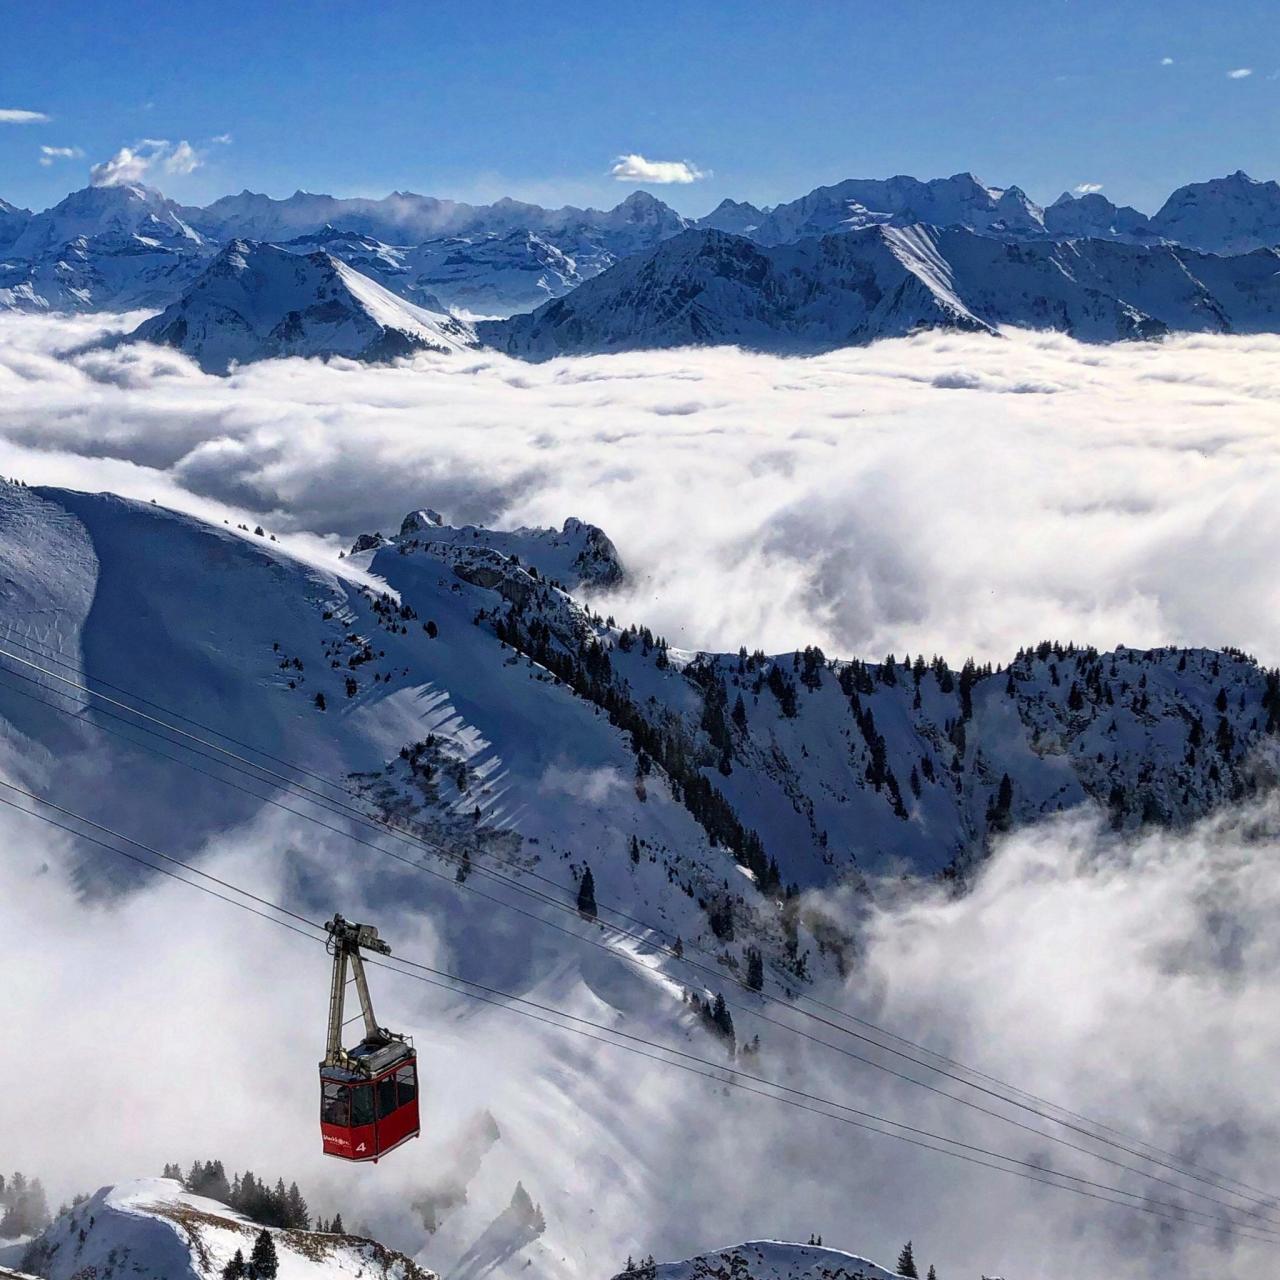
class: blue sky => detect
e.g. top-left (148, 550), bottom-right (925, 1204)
top-left (3, 0), bottom-right (1279, 215)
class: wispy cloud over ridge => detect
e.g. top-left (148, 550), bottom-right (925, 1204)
top-left (90, 138), bottom-right (204, 186)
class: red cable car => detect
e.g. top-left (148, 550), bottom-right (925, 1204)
top-left (319, 914), bottom-right (420, 1163)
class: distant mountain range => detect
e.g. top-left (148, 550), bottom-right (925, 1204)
top-left (8, 170), bottom-right (1280, 365)
top-left (4, 170), bottom-right (1280, 320)
top-left (480, 223), bottom-right (1280, 358)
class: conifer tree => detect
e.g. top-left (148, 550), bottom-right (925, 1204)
top-left (222, 1248), bottom-right (246, 1279)
top-left (249, 1228), bottom-right (278, 1279)
top-left (577, 865), bottom-right (597, 918)
top-left (926, 1266), bottom-right (937, 1280)
top-left (896, 1240), bottom-right (918, 1278)
top-left (330, 1212), bottom-right (345, 1235)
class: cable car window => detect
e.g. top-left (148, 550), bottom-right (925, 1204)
top-left (396, 1064), bottom-right (418, 1107)
top-left (351, 1083), bottom-right (375, 1126)
top-left (321, 1082), bottom-right (350, 1126)
top-left (377, 1075), bottom-right (398, 1119)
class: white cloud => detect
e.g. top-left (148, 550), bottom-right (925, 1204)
top-left (2, 317), bottom-right (1280, 674)
top-left (164, 139), bottom-right (199, 175)
top-left (89, 138), bottom-right (203, 187)
top-left (38, 144), bottom-right (84, 167)
top-left (609, 153), bottom-right (705, 184)
top-left (1073, 182), bottom-right (1103, 194)
top-left (1160, 56), bottom-right (1175, 66)
top-left (210, 132), bottom-right (233, 145)
top-left (1227, 67), bottom-right (1253, 78)
top-left (0, 108), bottom-right (49, 123)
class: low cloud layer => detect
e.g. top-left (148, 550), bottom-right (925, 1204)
top-left (608, 153), bottom-right (705, 184)
top-left (2, 315), bottom-right (1279, 670)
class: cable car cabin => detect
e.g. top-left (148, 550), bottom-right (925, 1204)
top-left (320, 1039), bottom-right (420, 1162)
top-left (319, 913), bottom-right (421, 1163)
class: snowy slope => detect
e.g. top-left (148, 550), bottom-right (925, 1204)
top-left (481, 223), bottom-right (1280, 357)
top-left (19, 1180), bottom-right (433, 1280)
top-left (10, 184), bottom-right (206, 259)
top-left (750, 172), bottom-right (1046, 245)
top-left (0, 197), bottom-right (32, 253)
top-left (1149, 170), bottom-right (1280, 254)
top-left (2, 484), bottom-right (1277, 1277)
top-left (1043, 190), bottom-right (1157, 242)
top-left (4, 482), bottom-right (1271, 894)
top-left (609, 1241), bottom-right (903, 1280)
top-left (358, 508), bottom-right (625, 588)
top-left (128, 240), bottom-right (476, 371)
top-left (182, 188), bottom-right (687, 278)
top-left (0, 185), bottom-right (212, 313)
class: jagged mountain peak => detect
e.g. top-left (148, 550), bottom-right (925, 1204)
top-left (352, 505), bottom-right (625, 590)
top-left (128, 238), bottom-right (476, 372)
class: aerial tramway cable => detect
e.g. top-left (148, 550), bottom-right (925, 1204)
top-left (0, 632), bottom-right (1274, 1215)
top-left (3, 780), bottom-right (1280, 1246)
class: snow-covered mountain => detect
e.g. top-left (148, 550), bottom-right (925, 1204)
top-left (749, 172), bottom-right (1047, 244)
top-left (3, 482), bottom-right (1277, 1275)
top-left (128, 240), bottom-right (476, 371)
top-left (275, 228), bottom-right (591, 318)
top-left (3, 481), bottom-right (1274, 899)
top-left (0, 197), bottom-right (32, 253)
top-left (1043, 189), bottom-right (1157, 242)
top-left (481, 223), bottom-right (1280, 357)
top-left (1149, 169), bottom-right (1280, 254)
top-left (695, 198), bottom-right (766, 236)
top-left (8, 171), bottom-right (1280, 321)
top-left (18, 1180), bottom-right (432, 1280)
top-left (609, 1241), bottom-right (904, 1280)
top-left (0, 184), bottom-right (214, 313)
top-left (10, 184), bottom-right (206, 259)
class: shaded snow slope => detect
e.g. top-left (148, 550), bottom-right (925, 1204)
top-left (2, 480), bottom-right (1273, 897)
top-left (128, 240), bottom-right (476, 371)
top-left (1149, 170), bottom-right (1280, 254)
top-left (20, 1179), bottom-right (432, 1280)
top-left (481, 223), bottom-right (1280, 358)
top-left (610, 1241), bottom-right (903, 1280)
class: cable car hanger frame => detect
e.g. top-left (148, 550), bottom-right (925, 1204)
top-left (319, 913), bottom-right (420, 1163)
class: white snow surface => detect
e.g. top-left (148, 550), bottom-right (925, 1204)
top-left (611, 1241), bottom-right (903, 1280)
top-left (20, 1179), bottom-right (432, 1280)
top-left (482, 223), bottom-right (1280, 357)
top-left (128, 240), bottom-right (476, 372)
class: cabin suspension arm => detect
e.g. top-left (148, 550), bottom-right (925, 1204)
top-left (324, 913), bottom-right (394, 1070)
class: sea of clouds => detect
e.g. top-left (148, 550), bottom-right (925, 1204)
top-left (2, 314), bottom-right (1278, 666)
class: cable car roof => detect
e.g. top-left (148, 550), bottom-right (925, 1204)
top-left (319, 1037), bottom-right (414, 1081)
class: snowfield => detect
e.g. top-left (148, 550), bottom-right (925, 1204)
top-left (20, 1180), bottom-right (433, 1280)
top-left (611, 1241), bottom-right (904, 1280)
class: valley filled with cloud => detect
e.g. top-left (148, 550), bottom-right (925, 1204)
top-left (2, 314), bottom-right (1277, 669)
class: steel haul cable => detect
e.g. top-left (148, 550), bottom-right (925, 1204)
top-left (2, 779), bottom-right (1278, 1247)
top-left (0, 632), bottom-right (1273, 1215)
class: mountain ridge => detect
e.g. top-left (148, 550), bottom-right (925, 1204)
top-left (7, 169), bottom-right (1280, 318)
